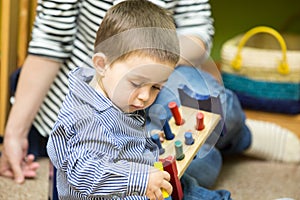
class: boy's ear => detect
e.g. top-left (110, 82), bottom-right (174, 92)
top-left (92, 53), bottom-right (107, 75)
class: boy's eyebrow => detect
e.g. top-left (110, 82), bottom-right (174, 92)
top-left (129, 74), bottom-right (168, 83)
top-left (158, 79), bottom-right (168, 84)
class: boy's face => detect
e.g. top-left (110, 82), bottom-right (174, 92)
top-left (102, 56), bottom-right (175, 113)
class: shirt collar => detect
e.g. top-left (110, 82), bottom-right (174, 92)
top-left (69, 67), bottom-right (146, 122)
top-left (68, 67), bottom-right (113, 112)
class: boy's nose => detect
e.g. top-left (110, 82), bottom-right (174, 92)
top-left (137, 86), bottom-right (151, 102)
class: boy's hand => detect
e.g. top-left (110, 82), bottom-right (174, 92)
top-left (146, 167), bottom-right (172, 200)
top-left (150, 130), bottom-right (165, 142)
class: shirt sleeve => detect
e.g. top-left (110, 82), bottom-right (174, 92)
top-left (28, 0), bottom-right (80, 61)
top-left (49, 117), bottom-right (150, 198)
top-left (174, 0), bottom-right (215, 54)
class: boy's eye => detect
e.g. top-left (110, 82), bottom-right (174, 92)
top-left (131, 82), bottom-right (142, 88)
top-left (131, 81), bottom-right (162, 90)
top-left (152, 85), bottom-right (162, 91)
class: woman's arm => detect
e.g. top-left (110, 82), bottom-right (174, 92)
top-left (1, 55), bottom-right (60, 183)
top-left (1, 0), bottom-right (81, 183)
top-left (174, 0), bottom-right (214, 66)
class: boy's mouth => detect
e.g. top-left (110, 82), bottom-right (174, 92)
top-left (131, 105), bottom-right (144, 110)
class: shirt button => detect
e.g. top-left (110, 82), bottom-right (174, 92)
top-left (132, 191), bottom-right (139, 196)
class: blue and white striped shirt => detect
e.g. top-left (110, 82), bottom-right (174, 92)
top-left (47, 67), bottom-right (159, 199)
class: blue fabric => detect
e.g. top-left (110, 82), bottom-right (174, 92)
top-left (235, 91), bottom-right (300, 114)
top-left (185, 144), bottom-right (222, 188)
top-left (214, 89), bottom-right (251, 154)
top-left (222, 72), bottom-right (300, 101)
top-left (181, 173), bottom-right (232, 200)
top-left (28, 126), bottom-right (48, 158)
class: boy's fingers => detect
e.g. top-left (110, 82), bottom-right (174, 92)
top-left (163, 171), bottom-right (170, 181)
top-left (147, 193), bottom-right (156, 200)
top-left (154, 189), bottom-right (163, 200)
top-left (162, 180), bottom-right (173, 196)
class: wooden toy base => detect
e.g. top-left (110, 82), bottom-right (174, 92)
top-left (159, 106), bottom-right (221, 178)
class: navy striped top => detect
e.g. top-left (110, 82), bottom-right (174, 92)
top-left (47, 67), bottom-right (159, 199)
top-left (29, 0), bottom-right (214, 137)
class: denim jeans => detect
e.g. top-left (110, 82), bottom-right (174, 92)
top-left (184, 144), bottom-right (222, 188)
top-left (148, 65), bottom-right (252, 190)
top-left (181, 173), bottom-right (232, 200)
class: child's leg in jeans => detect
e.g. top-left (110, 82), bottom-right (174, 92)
top-left (210, 78), bottom-right (300, 163)
top-left (215, 89), bottom-right (251, 154)
top-left (181, 173), bottom-right (232, 200)
top-left (185, 144), bottom-right (222, 188)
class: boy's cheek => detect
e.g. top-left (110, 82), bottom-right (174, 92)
top-left (146, 95), bottom-right (159, 108)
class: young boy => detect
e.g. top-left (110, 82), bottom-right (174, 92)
top-left (47, 1), bottom-right (233, 199)
top-left (47, 1), bottom-right (176, 199)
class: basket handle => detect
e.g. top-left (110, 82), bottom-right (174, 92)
top-left (231, 26), bottom-right (290, 74)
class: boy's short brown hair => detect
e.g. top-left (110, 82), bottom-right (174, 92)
top-left (94, 0), bottom-right (180, 66)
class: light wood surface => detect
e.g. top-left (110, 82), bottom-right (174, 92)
top-left (159, 106), bottom-right (221, 178)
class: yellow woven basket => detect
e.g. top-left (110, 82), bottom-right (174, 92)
top-left (221, 26), bottom-right (300, 83)
top-left (221, 26), bottom-right (300, 114)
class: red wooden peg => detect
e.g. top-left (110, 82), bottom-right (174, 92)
top-left (168, 102), bottom-right (184, 125)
